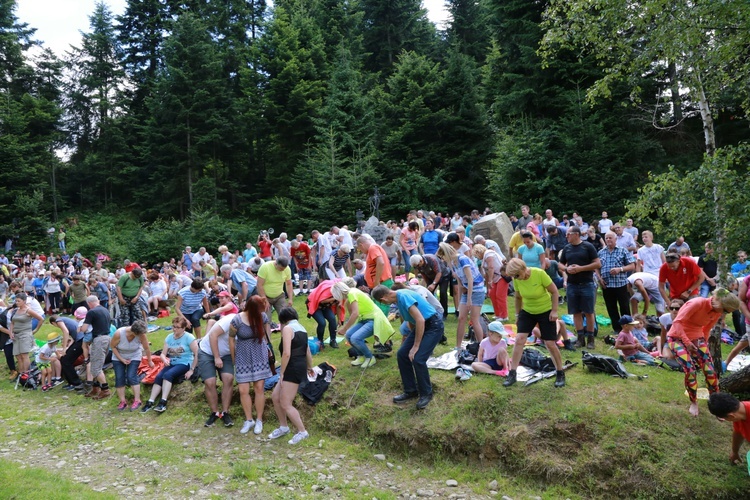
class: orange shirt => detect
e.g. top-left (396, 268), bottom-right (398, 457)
top-left (365, 244), bottom-right (392, 288)
top-left (668, 297), bottom-right (721, 344)
top-left (733, 402), bottom-right (750, 443)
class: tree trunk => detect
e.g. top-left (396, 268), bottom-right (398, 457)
top-left (719, 364), bottom-right (750, 394)
top-left (696, 76), bottom-right (715, 156)
top-left (668, 61), bottom-right (682, 124)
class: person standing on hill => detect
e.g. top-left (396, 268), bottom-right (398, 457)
top-left (558, 226), bottom-right (601, 349)
top-left (596, 232), bottom-right (636, 335)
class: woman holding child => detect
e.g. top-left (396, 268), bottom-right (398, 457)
top-left (667, 288), bottom-right (739, 417)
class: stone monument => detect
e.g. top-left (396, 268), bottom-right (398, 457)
top-left (470, 212), bottom-right (515, 258)
top-left (362, 216), bottom-right (386, 244)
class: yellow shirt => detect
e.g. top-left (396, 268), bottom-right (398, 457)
top-left (509, 231), bottom-right (523, 256)
top-left (258, 261), bottom-right (291, 297)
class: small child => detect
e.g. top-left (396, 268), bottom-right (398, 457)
top-left (615, 315), bottom-right (656, 365)
top-left (631, 313), bottom-right (657, 352)
top-left (707, 392), bottom-right (750, 465)
top-left (471, 322), bottom-right (510, 376)
top-left (37, 332), bottom-right (63, 391)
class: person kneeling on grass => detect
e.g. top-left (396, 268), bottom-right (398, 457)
top-left (268, 307), bottom-right (314, 445)
top-left (142, 316), bottom-right (198, 414)
top-left (470, 321), bottom-right (510, 377)
top-left (111, 320), bottom-right (154, 411)
top-left (615, 315), bottom-right (657, 366)
top-left (708, 392), bottom-right (750, 465)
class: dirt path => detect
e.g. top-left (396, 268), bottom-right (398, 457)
top-left (0, 388), bottom-right (493, 499)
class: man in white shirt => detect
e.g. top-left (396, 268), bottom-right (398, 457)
top-left (627, 272), bottom-right (665, 316)
top-left (612, 224), bottom-right (637, 253)
top-left (637, 231), bottom-right (665, 276)
top-left (598, 211), bottom-right (613, 234)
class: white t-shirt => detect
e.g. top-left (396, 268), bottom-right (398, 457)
top-left (36, 343), bottom-right (57, 364)
top-left (637, 244), bottom-right (665, 276)
top-left (199, 314), bottom-right (235, 357)
top-left (627, 272), bottom-right (658, 291)
top-left (598, 219), bottom-right (613, 233)
top-left (339, 228), bottom-right (353, 248)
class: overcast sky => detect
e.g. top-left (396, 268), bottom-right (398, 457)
top-left (15, 0), bottom-right (449, 56)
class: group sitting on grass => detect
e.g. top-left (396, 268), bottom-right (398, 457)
top-left (1, 207), bottom-right (749, 453)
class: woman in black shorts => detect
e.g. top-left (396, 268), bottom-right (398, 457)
top-left (268, 307), bottom-right (314, 445)
top-left (502, 258), bottom-right (566, 388)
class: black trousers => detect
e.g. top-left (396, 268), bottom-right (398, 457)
top-left (3, 342), bottom-right (15, 371)
top-left (61, 339), bottom-right (84, 385)
top-left (602, 285), bottom-right (631, 333)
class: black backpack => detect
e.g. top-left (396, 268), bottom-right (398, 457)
top-left (519, 348), bottom-right (555, 372)
top-left (582, 351), bottom-right (630, 378)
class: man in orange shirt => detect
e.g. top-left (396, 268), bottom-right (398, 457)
top-left (356, 235), bottom-right (393, 314)
top-left (708, 392), bottom-right (750, 465)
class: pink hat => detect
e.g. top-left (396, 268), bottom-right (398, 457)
top-left (218, 290), bottom-right (231, 297)
top-left (409, 278), bottom-right (419, 286)
top-left (74, 306), bottom-right (88, 319)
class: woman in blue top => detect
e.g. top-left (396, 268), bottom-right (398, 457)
top-left (142, 316), bottom-right (198, 414)
top-left (437, 242), bottom-right (486, 349)
top-left (517, 231), bottom-right (548, 270)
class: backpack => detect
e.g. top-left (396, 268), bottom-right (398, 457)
top-left (645, 315), bottom-right (661, 336)
top-left (467, 314), bottom-right (491, 342)
top-left (582, 351), bottom-right (630, 378)
top-left (457, 342), bottom-right (480, 365)
top-left (519, 348), bottom-right (555, 372)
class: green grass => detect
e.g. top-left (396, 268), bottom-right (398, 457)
top-left (14, 291), bottom-right (750, 498)
top-left (0, 458), bottom-right (117, 499)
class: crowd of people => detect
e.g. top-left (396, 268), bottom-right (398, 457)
top-left (1, 207), bottom-right (750, 458)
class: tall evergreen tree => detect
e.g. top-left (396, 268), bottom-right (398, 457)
top-left (143, 13), bottom-right (230, 219)
top-left (360, 0), bottom-right (437, 75)
top-left (445, 0), bottom-right (489, 63)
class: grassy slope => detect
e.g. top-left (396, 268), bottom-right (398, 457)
top-left (18, 292), bottom-right (750, 499)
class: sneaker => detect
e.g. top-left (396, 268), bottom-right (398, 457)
top-left (240, 419), bottom-right (255, 434)
top-left (455, 367), bottom-right (465, 380)
top-left (130, 400), bottom-right (142, 411)
top-left (459, 370), bottom-right (472, 382)
top-left (329, 340), bottom-right (339, 349)
top-left (141, 401), bottom-right (155, 413)
top-left (66, 384), bottom-right (82, 391)
top-left (221, 412), bottom-right (234, 427)
top-left (153, 400), bottom-right (167, 413)
top-left (41, 384), bottom-right (50, 392)
top-left (416, 393), bottom-right (433, 410)
top-left (288, 431), bottom-right (309, 445)
top-left (268, 427), bottom-right (290, 440)
top-left (51, 378), bottom-right (64, 387)
top-left (204, 412), bottom-right (221, 427)
top-left (118, 401), bottom-right (128, 411)
top-left (253, 420), bottom-right (263, 435)
top-left (351, 356), bottom-right (365, 366)
top-left (360, 357), bottom-right (376, 368)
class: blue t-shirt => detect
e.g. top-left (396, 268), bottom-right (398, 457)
top-left (164, 332), bottom-right (196, 366)
top-left (178, 287), bottom-right (207, 314)
top-left (32, 277), bottom-right (45, 295)
top-left (420, 230), bottom-right (441, 255)
top-left (230, 269), bottom-right (257, 293)
top-left (396, 289), bottom-right (436, 323)
top-left (243, 247), bottom-right (258, 262)
top-left (56, 317), bottom-right (83, 342)
top-left (731, 261), bottom-right (749, 276)
top-left (518, 243), bottom-right (545, 269)
top-left (451, 255), bottom-right (484, 289)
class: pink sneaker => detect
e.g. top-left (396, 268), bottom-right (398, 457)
top-left (130, 400), bottom-right (142, 411)
top-left (117, 401), bottom-right (128, 411)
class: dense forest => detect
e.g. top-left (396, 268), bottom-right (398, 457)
top-left (1, 0), bottom-right (749, 255)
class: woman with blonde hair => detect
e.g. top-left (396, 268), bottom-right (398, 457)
top-left (502, 258), bottom-right (565, 388)
top-left (668, 288), bottom-right (740, 417)
top-left (437, 242), bottom-right (485, 349)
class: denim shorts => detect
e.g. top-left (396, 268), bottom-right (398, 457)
top-left (566, 282), bottom-right (596, 314)
top-left (113, 358), bottom-right (140, 387)
top-left (460, 288), bottom-right (486, 307)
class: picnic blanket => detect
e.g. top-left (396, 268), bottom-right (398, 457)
top-left (727, 354), bottom-right (750, 372)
